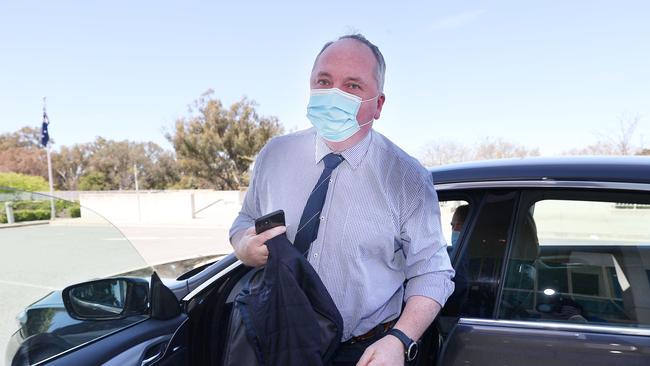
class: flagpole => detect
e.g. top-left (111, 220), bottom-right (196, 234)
top-left (46, 144), bottom-right (55, 220)
top-left (43, 96), bottom-right (56, 220)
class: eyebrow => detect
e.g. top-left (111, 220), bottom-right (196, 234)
top-left (314, 72), bottom-right (366, 84)
top-left (344, 77), bottom-right (365, 85)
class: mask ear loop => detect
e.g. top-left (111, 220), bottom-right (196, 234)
top-left (357, 94), bottom-right (380, 126)
top-left (360, 94), bottom-right (380, 103)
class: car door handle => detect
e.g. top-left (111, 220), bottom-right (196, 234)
top-left (141, 341), bottom-right (167, 366)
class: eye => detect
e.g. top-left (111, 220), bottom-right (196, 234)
top-left (347, 83), bottom-right (360, 90)
top-left (317, 79), bottom-right (330, 86)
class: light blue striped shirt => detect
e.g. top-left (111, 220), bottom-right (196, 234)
top-left (230, 128), bottom-right (455, 341)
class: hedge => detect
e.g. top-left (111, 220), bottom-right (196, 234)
top-left (0, 200), bottom-right (81, 223)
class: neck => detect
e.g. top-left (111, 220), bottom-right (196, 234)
top-left (325, 126), bottom-right (371, 152)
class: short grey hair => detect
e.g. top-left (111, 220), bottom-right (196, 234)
top-left (314, 34), bottom-right (386, 92)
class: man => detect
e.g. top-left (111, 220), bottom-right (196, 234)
top-left (451, 204), bottom-right (470, 247)
top-left (229, 34), bottom-right (454, 365)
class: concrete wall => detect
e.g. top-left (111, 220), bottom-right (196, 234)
top-left (79, 189), bottom-right (245, 225)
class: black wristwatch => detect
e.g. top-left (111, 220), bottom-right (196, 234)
top-left (387, 328), bottom-right (418, 362)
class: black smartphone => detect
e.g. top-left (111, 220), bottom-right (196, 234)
top-left (255, 209), bottom-right (286, 234)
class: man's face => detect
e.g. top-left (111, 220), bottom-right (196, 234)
top-left (310, 39), bottom-right (385, 132)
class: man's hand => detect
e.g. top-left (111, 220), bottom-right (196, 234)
top-left (356, 333), bottom-right (404, 366)
top-left (232, 226), bottom-right (286, 267)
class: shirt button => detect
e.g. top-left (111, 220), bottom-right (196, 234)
top-left (314, 253), bottom-right (319, 258)
top-left (320, 216), bottom-right (325, 221)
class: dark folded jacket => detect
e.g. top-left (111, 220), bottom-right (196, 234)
top-left (223, 234), bottom-right (343, 366)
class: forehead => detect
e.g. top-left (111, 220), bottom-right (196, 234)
top-left (312, 39), bottom-right (377, 81)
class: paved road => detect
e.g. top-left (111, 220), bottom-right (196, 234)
top-left (0, 220), bottom-right (234, 365)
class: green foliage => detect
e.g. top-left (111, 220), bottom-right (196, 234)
top-left (167, 90), bottom-right (283, 189)
top-left (0, 172), bottom-right (49, 192)
top-left (13, 209), bottom-right (51, 222)
top-left (78, 171), bottom-right (109, 190)
top-left (67, 139), bottom-right (179, 191)
top-left (70, 205), bottom-right (81, 218)
top-left (13, 200), bottom-right (49, 210)
top-left (52, 143), bottom-right (93, 190)
top-left (0, 199), bottom-right (81, 223)
top-left (0, 126), bottom-right (44, 150)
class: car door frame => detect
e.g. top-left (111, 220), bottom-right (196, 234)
top-left (436, 179), bottom-right (650, 366)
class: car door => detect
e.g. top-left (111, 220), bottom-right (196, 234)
top-left (2, 189), bottom-right (188, 366)
top-left (437, 185), bottom-right (650, 366)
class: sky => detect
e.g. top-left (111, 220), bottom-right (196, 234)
top-left (1, 0), bottom-right (649, 157)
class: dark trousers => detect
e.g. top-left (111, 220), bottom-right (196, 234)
top-left (330, 324), bottom-right (413, 366)
top-left (330, 333), bottom-right (386, 366)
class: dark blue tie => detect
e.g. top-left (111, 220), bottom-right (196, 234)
top-left (294, 153), bottom-right (345, 255)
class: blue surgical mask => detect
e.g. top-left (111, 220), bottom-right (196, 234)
top-left (307, 88), bottom-right (378, 142)
top-left (451, 231), bottom-right (461, 246)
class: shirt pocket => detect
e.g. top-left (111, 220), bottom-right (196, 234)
top-left (340, 206), bottom-right (398, 262)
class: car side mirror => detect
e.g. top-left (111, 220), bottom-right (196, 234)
top-left (62, 277), bottom-right (149, 320)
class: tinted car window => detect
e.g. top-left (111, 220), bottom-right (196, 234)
top-left (443, 191), bottom-right (517, 318)
top-left (499, 191), bottom-right (650, 328)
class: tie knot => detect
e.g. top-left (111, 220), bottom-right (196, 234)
top-left (323, 153), bottom-right (344, 169)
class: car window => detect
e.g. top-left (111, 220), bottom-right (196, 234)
top-left (442, 191), bottom-right (518, 318)
top-left (499, 191), bottom-right (650, 329)
top-left (1, 189), bottom-right (153, 365)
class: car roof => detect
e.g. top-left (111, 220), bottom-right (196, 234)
top-left (429, 156), bottom-right (650, 185)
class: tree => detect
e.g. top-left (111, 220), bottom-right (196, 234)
top-left (0, 126), bottom-right (44, 150)
top-left (419, 137), bottom-right (539, 166)
top-left (0, 127), bottom-right (49, 178)
top-left (474, 138), bottom-right (540, 160)
top-left (84, 138), bottom-right (180, 190)
top-left (52, 143), bottom-right (93, 191)
top-left (78, 171), bottom-right (109, 191)
top-left (567, 115), bottom-right (644, 155)
top-left (0, 147), bottom-right (48, 177)
top-left (167, 90), bottom-right (283, 189)
top-left (419, 140), bottom-right (471, 167)
top-left (0, 172), bottom-right (49, 192)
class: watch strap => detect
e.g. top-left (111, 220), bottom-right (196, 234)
top-left (387, 328), bottom-right (412, 348)
top-left (387, 328), bottom-right (418, 362)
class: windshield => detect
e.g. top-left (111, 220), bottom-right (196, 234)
top-left (0, 188), bottom-right (152, 365)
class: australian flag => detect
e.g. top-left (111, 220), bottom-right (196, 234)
top-left (41, 111), bottom-right (50, 147)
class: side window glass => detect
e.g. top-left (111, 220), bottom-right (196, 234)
top-left (438, 200), bottom-right (470, 256)
top-left (443, 192), bottom-right (517, 318)
top-left (499, 196), bottom-right (650, 329)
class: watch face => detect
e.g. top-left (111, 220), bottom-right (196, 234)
top-left (406, 342), bottom-right (418, 361)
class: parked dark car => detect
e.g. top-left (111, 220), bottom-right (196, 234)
top-left (4, 156), bottom-right (650, 365)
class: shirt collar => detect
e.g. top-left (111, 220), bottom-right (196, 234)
top-left (314, 130), bottom-right (373, 170)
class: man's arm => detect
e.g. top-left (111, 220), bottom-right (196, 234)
top-left (359, 174), bottom-right (454, 365)
top-left (229, 143), bottom-right (286, 267)
top-left (357, 296), bottom-right (440, 365)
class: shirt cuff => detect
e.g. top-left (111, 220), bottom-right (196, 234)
top-left (404, 271), bottom-right (456, 307)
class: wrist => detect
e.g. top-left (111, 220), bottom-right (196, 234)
top-left (387, 328), bottom-right (418, 362)
top-left (385, 332), bottom-right (404, 349)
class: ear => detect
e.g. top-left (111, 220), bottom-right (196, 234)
top-left (374, 94), bottom-right (386, 120)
